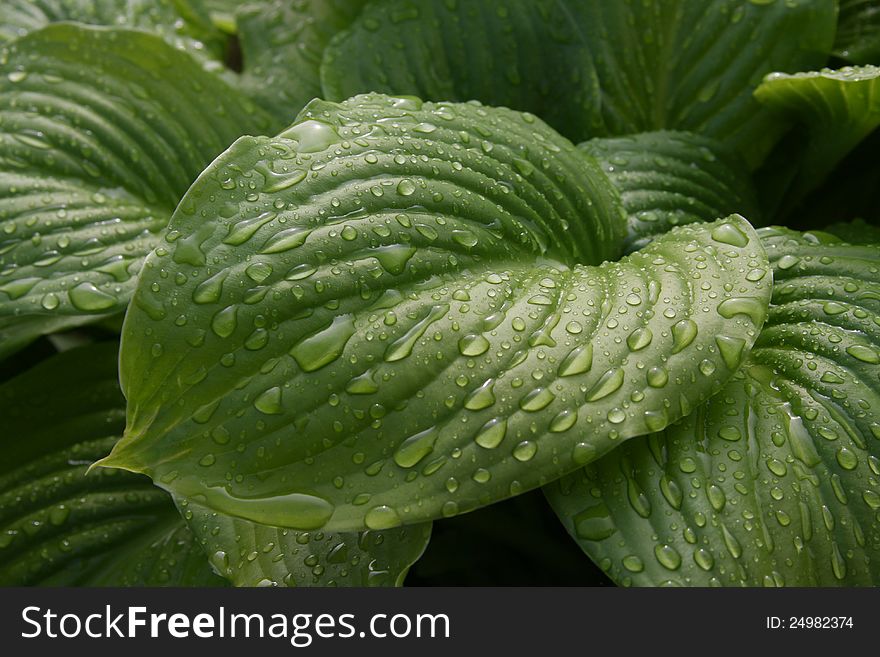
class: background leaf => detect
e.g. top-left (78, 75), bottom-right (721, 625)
top-left (102, 94), bottom-right (770, 533)
top-left (755, 65), bottom-right (880, 218)
top-left (581, 131), bottom-right (760, 252)
top-left (178, 496), bottom-right (431, 587)
top-left (234, 0), bottom-right (369, 129)
top-left (0, 24), bottom-right (272, 358)
top-left (826, 217), bottom-right (880, 244)
top-left (0, 342), bottom-right (223, 586)
top-left (834, 0), bottom-right (880, 64)
top-left (321, 0), bottom-right (836, 166)
top-left (0, 0), bottom-right (225, 64)
top-left (547, 228), bottom-right (880, 586)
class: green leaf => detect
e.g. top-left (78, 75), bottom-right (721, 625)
top-left (100, 93), bottom-right (770, 532)
top-left (234, 0), bottom-right (369, 129)
top-left (825, 218), bottom-right (880, 245)
top-left (177, 496), bottom-right (431, 586)
top-left (0, 24), bottom-right (272, 357)
top-left (834, 0), bottom-right (880, 64)
top-left (0, 0), bottom-right (225, 63)
top-left (547, 228), bottom-right (880, 586)
top-left (321, 0), bottom-right (836, 165)
top-left (0, 343), bottom-right (224, 586)
top-left (581, 131), bottom-right (760, 252)
top-left (754, 65), bottom-right (880, 215)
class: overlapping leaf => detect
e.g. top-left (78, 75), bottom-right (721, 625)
top-left (178, 497), bottom-right (431, 587)
top-left (0, 0), bottom-right (224, 63)
top-left (581, 131), bottom-right (759, 252)
top-left (547, 228), bottom-right (880, 586)
top-left (321, 0), bottom-right (836, 164)
top-left (234, 0), bottom-right (369, 129)
top-left (0, 342), bottom-right (224, 586)
top-left (99, 93), bottom-right (771, 534)
top-left (834, 0), bottom-right (880, 64)
top-left (0, 24), bottom-right (272, 358)
top-left (755, 65), bottom-right (880, 215)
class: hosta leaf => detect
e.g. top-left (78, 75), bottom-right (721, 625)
top-left (581, 131), bottom-right (759, 252)
top-left (0, 343), bottom-right (223, 586)
top-left (178, 497), bottom-right (431, 587)
top-left (825, 218), bottom-right (880, 245)
top-left (834, 0), bottom-right (880, 64)
top-left (321, 0), bottom-right (836, 165)
top-left (754, 65), bottom-right (880, 216)
top-left (547, 228), bottom-right (880, 586)
top-left (101, 93), bottom-right (770, 532)
top-left (0, 24), bottom-right (272, 358)
top-left (234, 0), bottom-right (369, 129)
top-left (0, 0), bottom-right (225, 63)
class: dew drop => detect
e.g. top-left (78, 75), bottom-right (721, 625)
top-left (393, 426), bottom-right (439, 468)
top-left (559, 344), bottom-right (593, 376)
top-left (290, 315), bottom-right (356, 372)
top-left (364, 505), bottom-right (402, 530)
top-left (671, 319), bottom-right (698, 353)
top-left (475, 418), bottom-right (506, 449)
top-left (254, 386), bottom-right (283, 414)
top-left (586, 368), bottom-right (624, 402)
top-left (68, 282), bottom-right (116, 311)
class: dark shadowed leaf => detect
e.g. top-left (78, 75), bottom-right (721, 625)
top-left (322, 0), bottom-right (836, 165)
top-left (581, 131), bottom-right (759, 252)
top-left (0, 343), bottom-right (224, 586)
top-left (834, 0), bottom-right (880, 64)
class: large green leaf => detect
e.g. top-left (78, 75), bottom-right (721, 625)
top-left (581, 131), bottom-right (759, 252)
top-left (321, 0), bottom-right (836, 165)
top-left (834, 0), bottom-right (880, 64)
top-left (0, 0), bottom-right (224, 63)
top-left (0, 342), bottom-right (224, 586)
top-left (547, 228), bottom-right (880, 586)
top-left (178, 496), bottom-right (431, 586)
top-left (0, 24), bottom-right (272, 358)
top-left (754, 65), bottom-right (880, 217)
top-left (100, 93), bottom-right (771, 533)
top-left (234, 0), bottom-right (369, 129)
